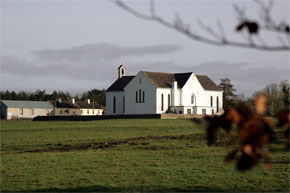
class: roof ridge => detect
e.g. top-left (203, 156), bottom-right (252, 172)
top-left (142, 71), bottom-right (174, 75)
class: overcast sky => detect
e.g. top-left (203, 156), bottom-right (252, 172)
top-left (1, 0), bottom-right (289, 97)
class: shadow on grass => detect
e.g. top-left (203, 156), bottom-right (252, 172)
top-left (17, 185), bottom-right (227, 192)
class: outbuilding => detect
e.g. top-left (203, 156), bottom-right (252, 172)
top-left (0, 100), bottom-right (53, 120)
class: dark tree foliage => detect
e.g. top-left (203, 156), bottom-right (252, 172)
top-left (0, 90), bottom-right (72, 101)
top-left (280, 80), bottom-right (290, 108)
top-left (249, 81), bottom-right (289, 116)
top-left (81, 89), bottom-right (106, 107)
top-left (0, 89), bottom-right (106, 107)
top-left (218, 78), bottom-right (236, 111)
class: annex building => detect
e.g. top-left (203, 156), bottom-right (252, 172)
top-left (106, 65), bottom-right (223, 115)
top-left (0, 100), bottom-right (53, 120)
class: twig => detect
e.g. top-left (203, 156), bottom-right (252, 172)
top-left (114, 0), bottom-right (289, 51)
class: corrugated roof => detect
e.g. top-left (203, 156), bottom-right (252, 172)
top-left (106, 76), bottom-right (135, 91)
top-left (1, 100), bottom-right (53, 109)
top-left (196, 75), bottom-right (222, 91)
top-left (142, 71), bottom-right (192, 88)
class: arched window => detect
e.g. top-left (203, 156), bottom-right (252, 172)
top-left (161, 94), bottom-right (164, 111)
top-left (121, 68), bottom-right (124, 76)
top-left (210, 96), bottom-right (213, 107)
top-left (168, 94), bottom-right (170, 107)
top-left (191, 94), bottom-right (196, 105)
top-left (113, 96), bottom-right (116, 113)
top-left (143, 91), bottom-right (145, 103)
top-left (216, 96), bottom-right (219, 113)
top-left (136, 91), bottom-right (138, 103)
top-left (123, 96), bottom-right (125, 113)
top-left (139, 89), bottom-right (141, 102)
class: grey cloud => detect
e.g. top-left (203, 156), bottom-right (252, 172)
top-left (194, 61), bottom-right (289, 96)
top-left (34, 43), bottom-right (182, 61)
top-left (1, 43), bottom-right (183, 91)
top-left (2, 42), bottom-right (288, 97)
top-left (1, 43), bottom-right (182, 80)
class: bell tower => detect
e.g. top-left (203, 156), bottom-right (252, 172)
top-left (118, 65), bottom-right (126, 79)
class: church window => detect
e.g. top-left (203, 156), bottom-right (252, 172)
top-left (216, 96), bottom-right (219, 113)
top-left (139, 89), bottom-right (141, 102)
top-left (136, 91), bottom-right (138, 103)
top-left (161, 94), bottom-right (164, 111)
top-left (143, 91), bottom-right (145, 103)
top-left (191, 94), bottom-right (196, 105)
top-left (123, 96), bottom-right (125, 113)
top-left (113, 96), bottom-right (116, 113)
top-left (168, 94), bottom-right (170, 107)
top-left (210, 96), bottom-right (213, 107)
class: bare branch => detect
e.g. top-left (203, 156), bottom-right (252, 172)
top-left (196, 19), bottom-right (222, 41)
top-left (114, 0), bottom-right (289, 51)
top-left (217, 19), bottom-right (227, 42)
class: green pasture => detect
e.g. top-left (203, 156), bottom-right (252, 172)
top-left (1, 119), bottom-right (289, 192)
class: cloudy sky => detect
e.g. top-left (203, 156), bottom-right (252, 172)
top-left (1, 0), bottom-right (289, 96)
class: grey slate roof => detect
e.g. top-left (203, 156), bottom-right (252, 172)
top-left (196, 75), bottom-right (222, 91)
top-left (0, 100), bottom-right (53, 109)
top-left (143, 71), bottom-right (192, 88)
top-left (106, 76), bottom-right (135, 91)
top-left (106, 71), bottom-right (221, 91)
top-left (49, 101), bottom-right (101, 109)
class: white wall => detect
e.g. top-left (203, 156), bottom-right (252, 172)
top-left (180, 73), bottom-right (223, 115)
top-left (6, 108), bottom-right (52, 119)
top-left (156, 88), bottom-right (171, 114)
top-left (106, 91), bottom-right (124, 115)
top-left (124, 72), bottom-right (157, 114)
top-left (80, 108), bottom-right (103, 116)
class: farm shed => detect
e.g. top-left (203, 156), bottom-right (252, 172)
top-left (0, 100), bottom-right (53, 120)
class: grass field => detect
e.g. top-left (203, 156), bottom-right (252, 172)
top-left (1, 119), bottom-right (289, 192)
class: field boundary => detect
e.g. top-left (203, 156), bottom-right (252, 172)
top-left (33, 114), bottom-right (204, 121)
top-left (33, 114), bottom-right (161, 121)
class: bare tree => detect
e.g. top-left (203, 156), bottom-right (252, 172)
top-left (114, 0), bottom-right (289, 51)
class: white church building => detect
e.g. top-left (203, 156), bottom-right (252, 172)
top-left (106, 65), bottom-right (223, 115)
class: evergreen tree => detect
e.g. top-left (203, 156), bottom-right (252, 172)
top-left (218, 78), bottom-right (236, 111)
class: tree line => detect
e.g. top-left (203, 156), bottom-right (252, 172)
top-left (0, 89), bottom-right (106, 107)
top-left (219, 78), bottom-right (289, 116)
top-left (1, 79), bottom-right (289, 115)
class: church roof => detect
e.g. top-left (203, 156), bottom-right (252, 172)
top-left (196, 75), bottom-right (222, 91)
top-left (106, 76), bottom-right (135, 91)
top-left (142, 71), bottom-right (192, 88)
top-left (106, 71), bottom-right (221, 91)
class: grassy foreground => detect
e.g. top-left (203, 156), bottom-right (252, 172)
top-left (1, 119), bottom-right (289, 192)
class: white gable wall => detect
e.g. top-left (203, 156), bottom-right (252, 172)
top-left (181, 73), bottom-right (202, 106)
top-left (124, 72), bottom-right (156, 114)
top-left (106, 91), bottom-right (124, 115)
top-left (178, 73), bottom-right (223, 115)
